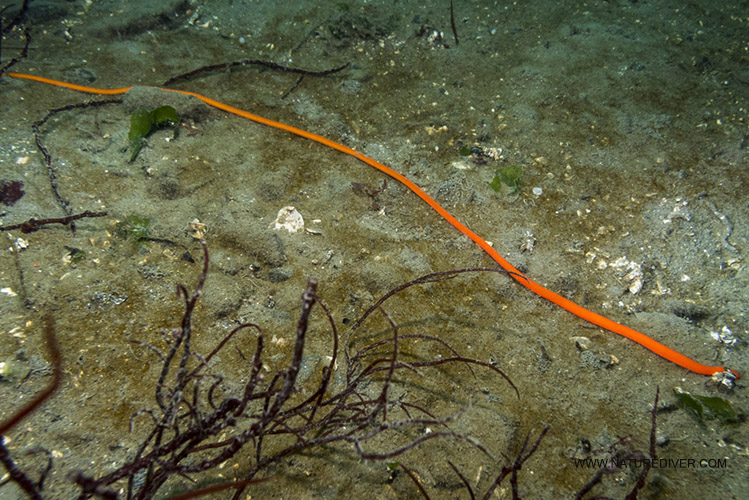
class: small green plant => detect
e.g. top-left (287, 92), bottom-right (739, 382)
top-left (674, 388), bottom-right (739, 424)
top-left (115, 214), bottom-right (152, 241)
top-left (489, 164), bottom-right (522, 195)
top-left (65, 246), bottom-right (86, 263)
top-left (128, 105), bottom-right (180, 162)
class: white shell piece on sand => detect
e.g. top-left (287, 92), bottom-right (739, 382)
top-left (272, 206), bottom-right (305, 233)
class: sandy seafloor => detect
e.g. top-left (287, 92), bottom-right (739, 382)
top-left (0, 0), bottom-right (747, 498)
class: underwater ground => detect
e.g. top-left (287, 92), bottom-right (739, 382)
top-left (0, 0), bottom-right (747, 498)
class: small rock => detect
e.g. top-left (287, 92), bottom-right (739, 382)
top-left (271, 206), bottom-right (304, 233)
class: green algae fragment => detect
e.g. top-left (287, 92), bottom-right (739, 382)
top-left (127, 105), bottom-right (180, 162)
top-left (674, 388), bottom-right (738, 424)
top-left (150, 105), bottom-right (179, 126)
top-left (674, 390), bottom-right (704, 421)
top-left (694, 395), bottom-right (739, 424)
top-left (115, 214), bottom-right (152, 241)
top-left (66, 246), bottom-right (86, 263)
top-left (128, 108), bottom-right (152, 162)
top-left (128, 109), bottom-right (152, 140)
top-left (126, 215), bottom-right (151, 241)
top-left (489, 164), bottom-right (522, 194)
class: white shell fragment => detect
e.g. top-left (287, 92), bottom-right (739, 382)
top-left (190, 218), bottom-right (207, 239)
top-left (272, 206), bottom-right (305, 233)
top-left (710, 326), bottom-right (737, 346)
top-left (570, 336), bottom-right (591, 351)
top-left (609, 256), bottom-right (643, 295)
top-left (520, 230), bottom-right (536, 253)
top-left (712, 370), bottom-right (737, 390)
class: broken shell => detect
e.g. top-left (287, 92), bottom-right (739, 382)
top-left (13, 237), bottom-right (29, 251)
top-left (710, 326), bottom-right (737, 346)
top-left (712, 370), bottom-right (737, 390)
top-left (519, 230), bottom-right (536, 253)
top-left (628, 278), bottom-right (643, 295)
top-left (609, 257), bottom-right (643, 294)
top-left (190, 218), bottom-right (207, 239)
top-left (570, 336), bottom-right (591, 351)
top-left (272, 206), bottom-right (304, 233)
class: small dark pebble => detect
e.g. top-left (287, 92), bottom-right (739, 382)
top-left (0, 180), bottom-right (24, 206)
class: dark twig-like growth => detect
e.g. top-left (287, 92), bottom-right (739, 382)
top-left (0, 0), bottom-right (32, 74)
top-left (162, 60), bottom-right (349, 87)
top-left (402, 426), bottom-right (550, 500)
top-left (55, 241), bottom-right (516, 500)
top-left (0, 315), bottom-right (62, 500)
top-left (483, 426), bottom-right (551, 500)
top-left (575, 387), bottom-right (661, 500)
top-left (31, 99), bottom-right (122, 227)
top-left (0, 316), bottom-right (62, 437)
top-left (6, 239), bottom-right (660, 500)
top-left (449, 0), bottom-right (459, 46)
top-left (0, 210), bottom-right (108, 233)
